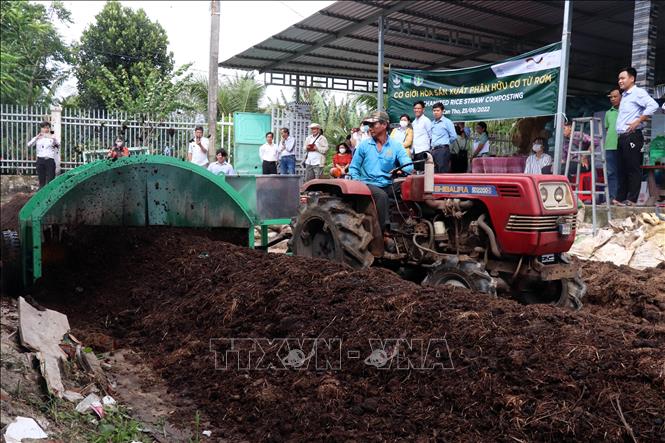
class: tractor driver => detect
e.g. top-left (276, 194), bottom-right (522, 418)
top-left (348, 111), bottom-right (413, 246)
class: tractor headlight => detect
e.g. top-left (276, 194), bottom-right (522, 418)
top-left (539, 182), bottom-right (574, 210)
top-left (540, 187), bottom-right (548, 203)
top-left (554, 186), bottom-right (564, 202)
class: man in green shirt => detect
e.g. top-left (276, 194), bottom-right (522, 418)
top-left (604, 87), bottom-right (621, 204)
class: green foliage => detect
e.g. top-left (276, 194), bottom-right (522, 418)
top-left (92, 63), bottom-right (193, 117)
top-left (303, 89), bottom-right (365, 146)
top-left (186, 73), bottom-right (266, 117)
top-left (75, 0), bottom-right (174, 108)
top-left (40, 398), bottom-right (149, 443)
top-left (89, 62), bottom-right (193, 145)
top-left (0, 0), bottom-right (72, 106)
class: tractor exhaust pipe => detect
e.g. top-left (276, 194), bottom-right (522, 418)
top-left (424, 153), bottom-right (434, 195)
top-left (477, 214), bottom-right (501, 258)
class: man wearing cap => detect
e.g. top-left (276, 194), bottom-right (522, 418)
top-left (348, 111), bottom-right (413, 240)
top-left (303, 123), bottom-right (329, 181)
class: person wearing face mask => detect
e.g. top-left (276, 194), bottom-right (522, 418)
top-left (330, 143), bottom-right (353, 178)
top-left (524, 137), bottom-right (552, 174)
top-left (350, 123), bottom-right (371, 149)
top-left (107, 136), bottom-right (130, 160)
top-left (389, 114), bottom-right (414, 158)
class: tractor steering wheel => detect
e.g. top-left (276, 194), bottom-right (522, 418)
top-left (390, 159), bottom-right (424, 178)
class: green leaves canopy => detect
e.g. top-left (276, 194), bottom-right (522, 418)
top-left (75, 1), bottom-right (174, 109)
top-left (0, 0), bottom-right (72, 106)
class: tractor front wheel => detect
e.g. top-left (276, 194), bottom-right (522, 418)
top-left (513, 271), bottom-right (586, 310)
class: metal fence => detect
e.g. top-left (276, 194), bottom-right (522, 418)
top-left (0, 105), bottom-right (52, 174)
top-left (271, 102), bottom-right (312, 175)
top-left (0, 104), bottom-right (234, 174)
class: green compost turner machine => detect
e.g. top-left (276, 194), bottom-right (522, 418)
top-left (1, 155), bottom-right (300, 293)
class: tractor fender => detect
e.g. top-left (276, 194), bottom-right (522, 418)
top-left (302, 179), bottom-right (373, 196)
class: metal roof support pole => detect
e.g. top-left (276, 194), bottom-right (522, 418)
top-left (553, 0), bottom-right (572, 175)
top-left (377, 15), bottom-right (385, 111)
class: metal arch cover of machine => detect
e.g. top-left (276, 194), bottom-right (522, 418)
top-left (17, 155), bottom-right (256, 284)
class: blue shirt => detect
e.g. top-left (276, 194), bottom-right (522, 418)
top-left (616, 85), bottom-right (659, 134)
top-left (431, 116), bottom-right (457, 147)
top-left (348, 136), bottom-right (413, 188)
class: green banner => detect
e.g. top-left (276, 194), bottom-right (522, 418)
top-left (388, 42), bottom-right (562, 123)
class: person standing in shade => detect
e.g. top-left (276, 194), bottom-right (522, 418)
top-left (604, 87), bottom-right (621, 204)
top-left (615, 66), bottom-right (659, 205)
top-left (430, 102), bottom-right (457, 173)
top-left (524, 137), bottom-right (552, 174)
top-left (472, 122), bottom-right (490, 158)
top-left (411, 101), bottom-right (432, 172)
top-left (208, 149), bottom-right (235, 176)
top-left (259, 131), bottom-right (279, 174)
top-left (187, 126), bottom-right (209, 167)
top-left (27, 121), bottom-right (60, 189)
top-left (278, 127), bottom-right (296, 175)
top-left (450, 123), bottom-right (470, 173)
top-left (389, 114), bottom-right (414, 158)
top-left (303, 123), bottom-right (329, 181)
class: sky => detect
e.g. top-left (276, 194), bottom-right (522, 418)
top-left (41, 0), bottom-right (336, 102)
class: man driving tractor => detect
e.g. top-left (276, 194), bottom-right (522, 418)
top-left (347, 111), bottom-right (413, 248)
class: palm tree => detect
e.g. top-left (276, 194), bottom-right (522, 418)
top-left (186, 72), bottom-right (266, 118)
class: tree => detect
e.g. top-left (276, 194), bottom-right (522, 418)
top-left (92, 62), bottom-right (193, 145)
top-left (0, 1), bottom-right (72, 106)
top-left (187, 73), bottom-right (266, 117)
top-left (75, 1), bottom-right (174, 108)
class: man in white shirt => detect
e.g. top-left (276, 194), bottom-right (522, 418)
top-left (411, 101), bottom-right (432, 172)
top-left (259, 131), bottom-right (279, 174)
top-left (27, 121), bottom-right (60, 188)
top-left (278, 127), bottom-right (296, 175)
top-left (207, 149), bottom-right (235, 176)
top-left (303, 123), bottom-right (329, 181)
top-left (187, 126), bottom-right (209, 167)
top-left (615, 66), bottom-right (659, 204)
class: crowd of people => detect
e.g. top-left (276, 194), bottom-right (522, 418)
top-left (28, 67), bottom-right (662, 203)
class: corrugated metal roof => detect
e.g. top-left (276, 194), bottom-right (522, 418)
top-left (220, 0), bottom-right (665, 95)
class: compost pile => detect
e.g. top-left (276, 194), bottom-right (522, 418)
top-left (28, 227), bottom-right (664, 442)
top-left (0, 192), bottom-right (32, 231)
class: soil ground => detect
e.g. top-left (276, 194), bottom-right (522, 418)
top-left (1, 197), bottom-right (664, 442)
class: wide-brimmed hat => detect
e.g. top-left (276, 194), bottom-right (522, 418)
top-left (309, 123), bottom-right (321, 129)
top-left (362, 111), bottom-right (390, 125)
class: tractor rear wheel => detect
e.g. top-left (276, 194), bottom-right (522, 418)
top-left (1, 230), bottom-right (22, 295)
top-left (290, 195), bottom-right (375, 269)
top-left (423, 258), bottom-right (497, 297)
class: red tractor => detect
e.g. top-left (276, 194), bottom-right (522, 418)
top-left (290, 156), bottom-right (586, 309)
